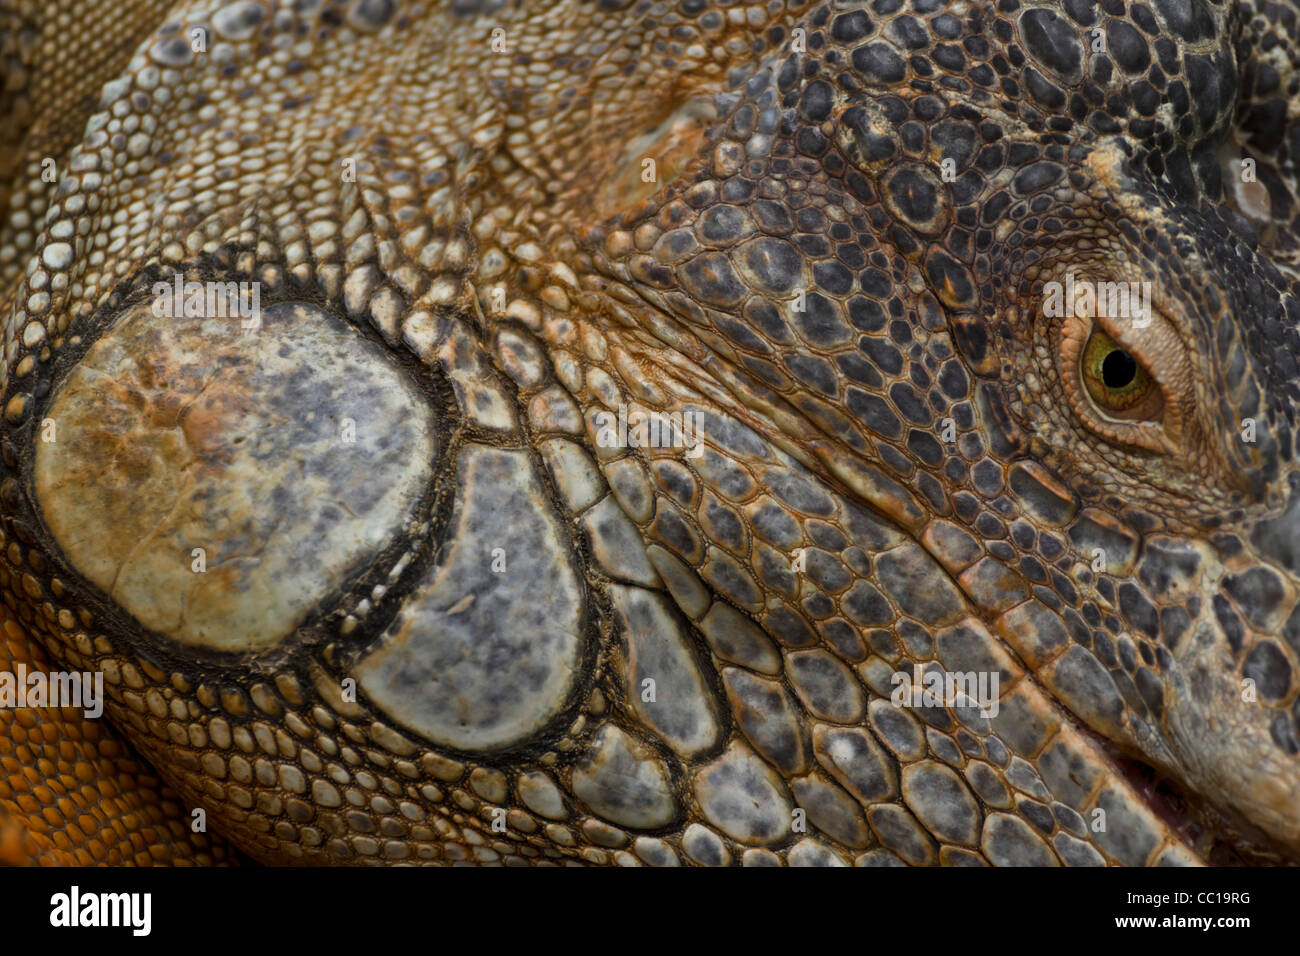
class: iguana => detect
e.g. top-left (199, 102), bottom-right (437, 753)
top-left (0, 0), bottom-right (1298, 866)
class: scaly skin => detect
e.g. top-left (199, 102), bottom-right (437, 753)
top-left (1, 0), bottom-right (1299, 866)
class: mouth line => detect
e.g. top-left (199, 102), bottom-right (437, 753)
top-left (1106, 744), bottom-right (1300, 865)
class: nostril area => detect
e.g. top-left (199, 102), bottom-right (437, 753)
top-left (34, 297), bottom-right (436, 652)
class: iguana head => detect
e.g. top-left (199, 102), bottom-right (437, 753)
top-left (1, 0), bottom-right (1298, 864)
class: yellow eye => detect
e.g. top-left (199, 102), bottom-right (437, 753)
top-left (1081, 327), bottom-right (1158, 417)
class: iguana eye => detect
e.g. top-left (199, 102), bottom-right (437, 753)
top-left (1080, 327), bottom-right (1161, 419)
top-left (1057, 312), bottom-right (1187, 457)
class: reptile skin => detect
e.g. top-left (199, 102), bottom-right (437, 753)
top-left (1, 0), bottom-right (1299, 866)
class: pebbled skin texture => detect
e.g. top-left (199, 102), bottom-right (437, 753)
top-left (1, 0), bottom-right (1299, 866)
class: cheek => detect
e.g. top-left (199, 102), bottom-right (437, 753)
top-left (34, 298), bottom-right (437, 652)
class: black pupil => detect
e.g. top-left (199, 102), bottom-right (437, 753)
top-left (1101, 348), bottom-right (1137, 389)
